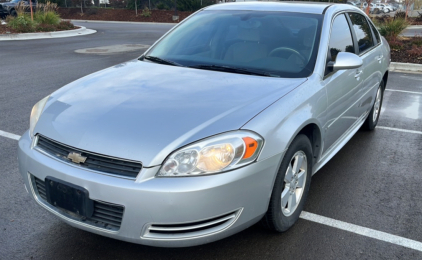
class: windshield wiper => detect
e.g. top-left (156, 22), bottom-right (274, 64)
top-left (189, 65), bottom-right (279, 77)
top-left (142, 56), bottom-right (184, 67)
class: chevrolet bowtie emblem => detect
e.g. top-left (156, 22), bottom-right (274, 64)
top-left (67, 152), bottom-right (87, 164)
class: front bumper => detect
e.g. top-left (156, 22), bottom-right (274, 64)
top-left (18, 131), bottom-right (282, 247)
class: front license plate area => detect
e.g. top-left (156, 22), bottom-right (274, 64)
top-left (45, 177), bottom-right (93, 217)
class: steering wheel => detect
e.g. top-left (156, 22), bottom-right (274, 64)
top-left (269, 47), bottom-right (307, 63)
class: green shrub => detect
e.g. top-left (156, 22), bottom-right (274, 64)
top-left (417, 11), bottom-right (422, 22)
top-left (142, 6), bottom-right (151, 17)
top-left (36, 23), bottom-right (56, 31)
top-left (394, 11), bottom-right (406, 19)
top-left (378, 18), bottom-right (408, 39)
top-left (156, 2), bottom-right (169, 10)
top-left (126, 0), bottom-right (139, 10)
top-left (85, 8), bottom-right (98, 15)
top-left (406, 45), bottom-right (422, 56)
top-left (411, 36), bottom-right (422, 47)
top-left (6, 14), bottom-right (36, 32)
top-left (56, 20), bottom-right (75, 30)
top-left (388, 38), bottom-right (404, 50)
top-left (109, 0), bottom-right (126, 8)
top-left (34, 11), bottom-right (60, 25)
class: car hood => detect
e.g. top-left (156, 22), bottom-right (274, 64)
top-left (35, 60), bottom-right (306, 167)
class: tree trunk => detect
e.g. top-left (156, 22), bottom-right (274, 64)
top-left (135, 0), bottom-right (138, 16)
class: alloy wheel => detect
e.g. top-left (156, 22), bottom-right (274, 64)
top-left (281, 151), bottom-right (307, 216)
top-left (373, 87), bottom-right (382, 122)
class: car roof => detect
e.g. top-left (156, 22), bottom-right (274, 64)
top-left (205, 2), bottom-right (335, 14)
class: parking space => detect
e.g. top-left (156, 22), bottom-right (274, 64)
top-left (1, 22), bottom-right (422, 259)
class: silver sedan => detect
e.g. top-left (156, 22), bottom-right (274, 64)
top-left (18, 2), bottom-right (390, 247)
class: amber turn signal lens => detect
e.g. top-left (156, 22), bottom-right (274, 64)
top-left (242, 137), bottom-right (258, 159)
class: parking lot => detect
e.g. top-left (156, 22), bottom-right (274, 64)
top-left (1, 21), bottom-right (422, 259)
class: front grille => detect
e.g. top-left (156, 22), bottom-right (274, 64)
top-left (36, 135), bottom-right (142, 179)
top-left (143, 209), bottom-right (242, 240)
top-left (32, 176), bottom-right (124, 231)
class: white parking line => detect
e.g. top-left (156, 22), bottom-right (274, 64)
top-left (385, 89), bottom-right (422, 95)
top-left (376, 126), bottom-right (422, 135)
top-left (0, 130), bottom-right (21, 140)
top-left (300, 211), bottom-right (422, 252)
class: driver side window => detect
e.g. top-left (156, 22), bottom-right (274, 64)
top-left (328, 14), bottom-right (355, 63)
top-left (325, 14), bottom-right (355, 76)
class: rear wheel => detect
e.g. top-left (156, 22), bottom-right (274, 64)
top-left (260, 134), bottom-right (312, 232)
top-left (362, 80), bottom-right (384, 131)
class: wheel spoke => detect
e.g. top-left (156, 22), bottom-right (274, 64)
top-left (287, 192), bottom-right (297, 212)
top-left (284, 165), bottom-right (294, 182)
top-left (296, 170), bottom-right (306, 188)
top-left (293, 154), bottom-right (304, 173)
top-left (281, 188), bottom-right (290, 208)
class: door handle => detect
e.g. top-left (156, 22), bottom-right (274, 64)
top-left (355, 69), bottom-right (363, 79)
top-left (377, 55), bottom-right (383, 62)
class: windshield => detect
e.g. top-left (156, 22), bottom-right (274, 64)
top-left (145, 10), bottom-right (322, 78)
top-left (10, 0), bottom-right (21, 3)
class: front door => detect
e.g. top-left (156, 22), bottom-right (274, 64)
top-left (322, 13), bottom-right (363, 153)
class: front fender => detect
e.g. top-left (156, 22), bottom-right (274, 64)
top-left (241, 77), bottom-right (327, 167)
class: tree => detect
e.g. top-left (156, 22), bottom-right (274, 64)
top-left (363, 0), bottom-right (372, 15)
top-left (403, 0), bottom-right (415, 20)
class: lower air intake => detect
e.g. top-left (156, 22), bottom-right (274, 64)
top-left (143, 209), bottom-right (242, 240)
top-left (32, 175), bottom-right (124, 231)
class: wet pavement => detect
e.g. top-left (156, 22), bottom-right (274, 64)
top-left (1, 21), bottom-right (422, 259)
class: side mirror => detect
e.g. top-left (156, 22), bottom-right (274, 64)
top-left (328, 52), bottom-right (363, 72)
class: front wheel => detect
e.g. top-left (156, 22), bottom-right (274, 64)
top-left (10, 9), bottom-right (17, 17)
top-left (260, 134), bottom-right (312, 232)
top-left (362, 80), bottom-right (384, 130)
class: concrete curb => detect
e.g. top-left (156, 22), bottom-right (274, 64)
top-left (390, 62), bottom-right (422, 73)
top-left (407, 25), bottom-right (422, 29)
top-left (0, 26), bottom-right (96, 41)
top-left (68, 19), bottom-right (177, 25)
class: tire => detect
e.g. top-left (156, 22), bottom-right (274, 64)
top-left (362, 80), bottom-right (384, 131)
top-left (260, 134), bottom-right (312, 232)
top-left (10, 9), bottom-right (17, 17)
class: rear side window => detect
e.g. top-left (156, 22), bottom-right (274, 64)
top-left (348, 13), bottom-right (374, 54)
top-left (328, 14), bottom-right (354, 63)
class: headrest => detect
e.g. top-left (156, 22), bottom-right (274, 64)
top-left (299, 26), bottom-right (316, 48)
top-left (236, 20), bottom-right (261, 42)
top-left (237, 27), bottom-right (260, 42)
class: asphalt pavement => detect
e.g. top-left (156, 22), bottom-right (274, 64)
top-left (1, 21), bottom-right (422, 259)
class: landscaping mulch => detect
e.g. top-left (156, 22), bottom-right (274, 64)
top-left (58, 8), bottom-right (193, 23)
top-left (390, 37), bottom-right (422, 64)
top-left (0, 25), bottom-right (19, 34)
top-left (0, 22), bottom-right (78, 35)
top-left (0, 25), bottom-right (79, 34)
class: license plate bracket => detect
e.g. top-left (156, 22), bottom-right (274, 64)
top-left (45, 176), bottom-right (93, 217)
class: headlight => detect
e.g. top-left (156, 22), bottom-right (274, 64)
top-left (30, 95), bottom-right (50, 138)
top-left (158, 131), bottom-right (263, 177)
